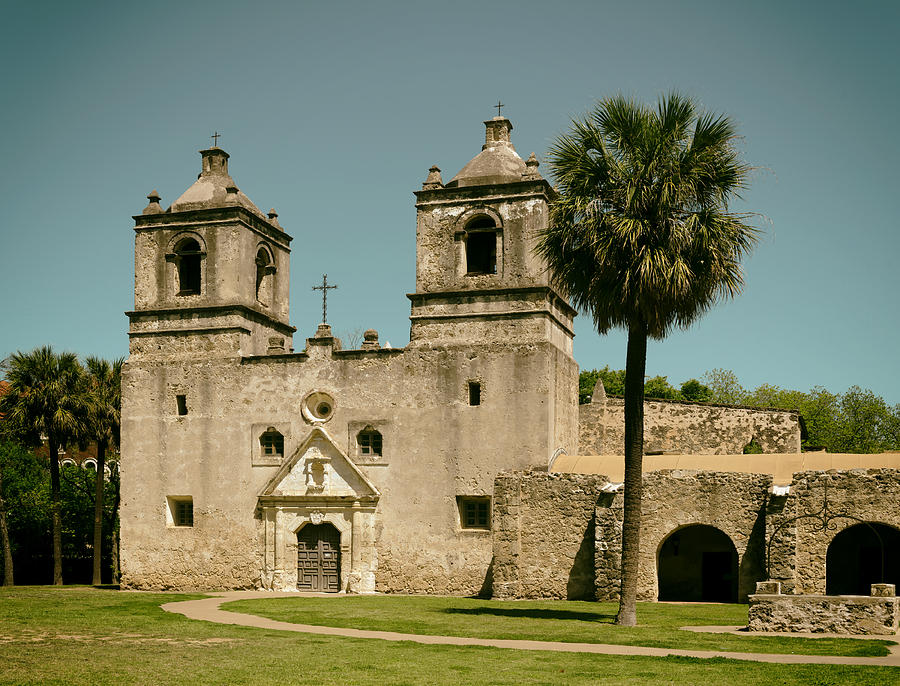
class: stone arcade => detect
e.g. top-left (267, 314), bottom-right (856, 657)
top-left (120, 116), bottom-right (899, 605)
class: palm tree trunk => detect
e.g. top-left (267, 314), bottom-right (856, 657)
top-left (92, 440), bottom-right (106, 585)
top-left (0, 468), bottom-right (14, 586)
top-left (48, 434), bottom-right (63, 585)
top-left (615, 323), bottom-right (647, 626)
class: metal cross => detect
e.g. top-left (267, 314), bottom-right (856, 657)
top-left (211, 131), bottom-right (221, 147)
top-left (312, 274), bottom-right (338, 323)
top-left (495, 100), bottom-right (504, 117)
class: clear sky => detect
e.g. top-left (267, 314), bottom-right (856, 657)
top-left (1, 0), bottom-right (898, 403)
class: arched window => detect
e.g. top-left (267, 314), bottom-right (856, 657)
top-left (465, 216), bottom-right (498, 275)
top-left (255, 246), bottom-right (275, 306)
top-left (83, 459), bottom-right (97, 471)
top-left (357, 427), bottom-right (382, 457)
top-left (259, 428), bottom-right (284, 458)
top-left (175, 237), bottom-right (202, 295)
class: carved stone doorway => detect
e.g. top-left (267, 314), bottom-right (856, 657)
top-left (297, 523), bottom-right (341, 592)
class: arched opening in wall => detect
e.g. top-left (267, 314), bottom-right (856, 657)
top-left (465, 216), bottom-right (498, 275)
top-left (356, 426), bottom-right (382, 457)
top-left (175, 238), bottom-right (202, 295)
top-left (255, 246), bottom-right (275, 306)
top-left (259, 428), bottom-right (284, 459)
top-left (297, 522), bottom-right (341, 592)
top-left (826, 522), bottom-right (900, 595)
top-left (658, 525), bottom-right (739, 602)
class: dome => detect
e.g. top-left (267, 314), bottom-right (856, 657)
top-left (168, 147), bottom-right (266, 218)
top-left (446, 117), bottom-right (532, 188)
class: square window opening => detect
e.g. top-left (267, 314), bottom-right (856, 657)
top-left (176, 394), bottom-right (188, 416)
top-left (166, 496), bottom-right (194, 527)
top-left (458, 497), bottom-right (491, 530)
top-left (357, 428), bottom-right (383, 456)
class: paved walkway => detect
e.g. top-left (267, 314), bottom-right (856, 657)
top-left (161, 591), bottom-right (900, 667)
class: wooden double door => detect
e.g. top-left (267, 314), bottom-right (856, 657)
top-left (297, 523), bottom-right (341, 592)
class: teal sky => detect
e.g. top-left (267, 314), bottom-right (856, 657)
top-left (1, 1), bottom-right (898, 403)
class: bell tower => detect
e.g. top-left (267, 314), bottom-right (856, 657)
top-left (128, 145), bottom-right (295, 358)
top-left (410, 116), bottom-right (575, 353)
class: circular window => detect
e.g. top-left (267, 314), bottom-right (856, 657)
top-left (302, 391), bottom-right (335, 423)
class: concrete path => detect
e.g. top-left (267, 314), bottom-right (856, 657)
top-left (161, 591), bottom-right (900, 667)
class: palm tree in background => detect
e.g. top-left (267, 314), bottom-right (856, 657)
top-left (85, 357), bottom-right (122, 586)
top-left (0, 346), bottom-right (87, 584)
top-left (538, 93), bottom-right (757, 625)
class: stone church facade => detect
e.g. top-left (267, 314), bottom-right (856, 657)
top-left (120, 116), bottom-right (898, 600)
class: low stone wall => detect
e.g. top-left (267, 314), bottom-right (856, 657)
top-left (578, 395), bottom-right (802, 456)
top-left (748, 582), bottom-right (899, 635)
top-left (492, 471), bottom-right (609, 600)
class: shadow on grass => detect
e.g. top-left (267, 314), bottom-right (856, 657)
top-left (444, 606), bottom-right (615, 622)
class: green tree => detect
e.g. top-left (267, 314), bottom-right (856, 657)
top-left (84, 357), bottom-right (122, 586)
top-left (643, 375), bottom-right (680, 400)
top-left (0, 347), bottom-right (87, 584)
top-left (0, 441), bottom-right (49, 584)
top-left (539, 93), bottom-right (757, 625)
top-left (702, 368), bottom-right (747, 405)
top-left (680, 378), bottom-right (712, 402)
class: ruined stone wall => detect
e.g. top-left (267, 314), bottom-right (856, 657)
top-left (766, 470), bottom-right (900, 595)
top-left (578, 397), bottom-right (802, 455)
top-left (492, 471), bottom-right (609, 600)
top-left (594, 470), bottom-right (771, 601)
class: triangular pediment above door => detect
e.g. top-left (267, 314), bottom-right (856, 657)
top-left (259, 426), bottom-right (380, 500)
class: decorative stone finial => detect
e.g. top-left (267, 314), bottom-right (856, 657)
top-left (267, 208), bottom-right (282, 229)
top-left (142, 189), bottom-right (164, 215)
top-left (361, 329), bottom-right (380, 350)
top-left (422, 165), bottom-right (443, 190)
top-left (522, 152), bottom-right (542, 180)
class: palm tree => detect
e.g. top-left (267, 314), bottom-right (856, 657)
top-left (538, 93), bottom-right (757, 625)
top-left (85, 357), bottom-right (122, 586)
top-left (0, 347), bottom-right (87, 584)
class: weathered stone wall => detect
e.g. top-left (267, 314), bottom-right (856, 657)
top-left (594, 470), bottom-right (771, 601)
top-left (492, 471), bottom-right (609, 600)
top-left (766, 469), bottom-right (900, 595)
top-left (749, 589), bottom-right (899, 635)
top-left (579, 396), bottom-right (802, 455)
top-left (121, 334), bottom-right (577, 594)
top-left (491, 469), bottom-right (770, 602)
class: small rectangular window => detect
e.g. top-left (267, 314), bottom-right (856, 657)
top-left (176, 394), bottom-right (188, 416)
top-left (458, 497), bottom-right (490, 530)
top-left (468, 382), bottom-right (481, 406)
top-left (166, 496), bottom-right (194, 527)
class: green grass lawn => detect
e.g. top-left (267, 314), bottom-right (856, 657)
top-left (0, 587), bottom-right (896, 686)
top-left (225, 594), bottom-right (894, 657)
